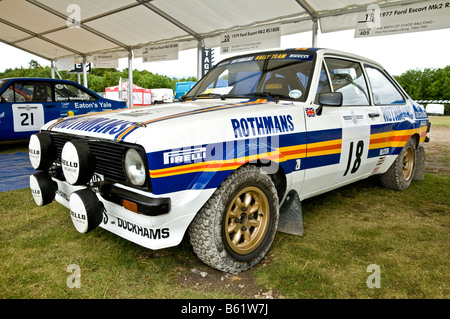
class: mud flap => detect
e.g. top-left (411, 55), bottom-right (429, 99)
top-left (277, 190), bottom-right (303, 236)
top-left (414, 145), bottom-right (426, 181)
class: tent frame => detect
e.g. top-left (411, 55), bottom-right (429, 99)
top-left (1, 0), bottom-right (428, 107)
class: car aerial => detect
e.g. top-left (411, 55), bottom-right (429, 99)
top-left (28, 48), bottom-right (430, 273)
top-left (0, 77), bottom-right (127, 141)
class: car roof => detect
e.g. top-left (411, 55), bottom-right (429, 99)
top-left (219, 47), bottom-right (385, 70)
top-left (0, 77), bottom-right (100, 97)
top-left (314, 48), bottom-right (383, 68)
top-left (1, 77), bottom-right (80, 84)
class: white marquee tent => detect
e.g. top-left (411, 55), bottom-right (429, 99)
top-left (0, 0), bottom-right (437, 106)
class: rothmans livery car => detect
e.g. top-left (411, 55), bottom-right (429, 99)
top-left (28, 48), bottom-right (430, 273)
top-left (0, 78), bottom-right (127, 141)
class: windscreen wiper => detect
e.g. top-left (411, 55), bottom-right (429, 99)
top-left (244, 92), bottom-right (290, 101)
top-left (183, 93), bottom-right (227, 101)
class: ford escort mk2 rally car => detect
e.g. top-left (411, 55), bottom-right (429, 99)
top-left (0, 78), bottom-right (127, 141)
top-left (28, 48), bottom-right (430, 273)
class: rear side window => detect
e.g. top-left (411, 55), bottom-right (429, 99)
top-left (325, 58), bottom-right (370, 106)
top-left (365, 66), bottom-right (405, 105)
top-left (1, 82), bottom-right (53, 103)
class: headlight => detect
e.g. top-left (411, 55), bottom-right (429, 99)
top-left (124, 148), bottom-right (146, 186)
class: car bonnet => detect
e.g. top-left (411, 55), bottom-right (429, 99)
top-left (42, 99), bottom-right (271, 143)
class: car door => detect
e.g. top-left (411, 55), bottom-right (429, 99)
top-left (0, 81), bottom-right (17, 140)
top-left (0, 80), bottom-right (56, 140)
top-left (362, 64), bottom-right (410, 172)
top-left (301, 57), bottom-right (374, 197)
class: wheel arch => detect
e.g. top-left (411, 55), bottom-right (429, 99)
top-left (410, 132), bottom-right (420, 148)
top-left (244, 160), bottom-right (287, 204)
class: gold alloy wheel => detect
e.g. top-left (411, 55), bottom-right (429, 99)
top-left (225, 186), bottom-right (270, 255)
top-left (402, 145), bottom-right (415, 180)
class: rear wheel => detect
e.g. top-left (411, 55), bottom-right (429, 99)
top-left (380, 138), bottom-right (416, 191)
top-left (189, 165), bottom-right (279, 273)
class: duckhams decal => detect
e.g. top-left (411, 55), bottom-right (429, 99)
top-left (116, 217), bottom-right (170, 240)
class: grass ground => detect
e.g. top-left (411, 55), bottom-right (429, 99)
top-left (0, 116), bottom-right (448, 299)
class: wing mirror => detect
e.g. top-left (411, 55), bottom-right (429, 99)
top-left (316, 92), bottom-right (343, 115)
top-left (319, 92), bottom-right (342, 106)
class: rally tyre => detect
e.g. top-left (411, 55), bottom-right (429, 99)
top-left (380, 138), bottom-right (416, 191)
top-left (189, 165), bottom-right (279, 274)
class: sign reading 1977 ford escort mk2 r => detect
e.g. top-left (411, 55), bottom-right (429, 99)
top-left (28, 48), bottom-right (430, 273)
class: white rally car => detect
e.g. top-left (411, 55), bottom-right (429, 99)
top-left (29, 48), bottom-right (430, 273)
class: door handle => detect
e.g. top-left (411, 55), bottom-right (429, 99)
top-left (369, 112), bottom-right (380, 118)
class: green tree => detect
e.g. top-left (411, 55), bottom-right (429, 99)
top-left (0, 60), bottom-right (198, 94)
top-left (395, 66), bottom-right (450, 100)
top-left (28, 60), bottom-right (41, 69)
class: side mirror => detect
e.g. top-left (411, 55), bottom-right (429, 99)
top-left (318, 92), bottom-right (343, 107)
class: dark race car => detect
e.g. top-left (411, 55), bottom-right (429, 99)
top-left (0, 77), bottom-right (127, 141)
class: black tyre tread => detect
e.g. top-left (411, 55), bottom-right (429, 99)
top-left (188, 165), bottom-right (279, 274)
top-left (380, 138), bottom-right (416, 191)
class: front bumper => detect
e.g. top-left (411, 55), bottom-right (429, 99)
top-left (99, 183), bottom-right (170, 216)
top-left (54, 178), bottom-right (215, 250)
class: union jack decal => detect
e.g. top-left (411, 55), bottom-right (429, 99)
top-left (305, 107), bottom-right (316, 117)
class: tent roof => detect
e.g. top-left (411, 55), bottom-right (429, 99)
top-left (0, 0), bottom-right (426, 62)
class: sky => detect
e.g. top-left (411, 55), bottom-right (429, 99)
top-left (0, 27), bottom-right (449, 78)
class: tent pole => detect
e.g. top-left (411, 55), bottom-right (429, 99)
top-left (82, 56), bottom-right (88, 88)
top-left (51, 61), bottom-right (55, 79)
top-left (197, 40), bottom-right (203, 80)
top-left (128, 50), bottom-right (134, 108)
top-left (312, 18), bottom-right (318, 47)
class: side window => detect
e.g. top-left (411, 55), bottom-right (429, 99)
top-left (316, 63), bottom-right (331, 95)
top-left (14, 83), bottom-right (29, 102)
top-left (8, 82), bottom-right (52, 103)
top-left (365, 66), bottom-right (405, 105)
top-left (325, 58), bottom-right (370, 106)
top-left (0, 85), bottom-right (15, 102)
top-left (54, 83), bottom-right (97, 102)
top-left (32, 82), bottom-right (53, 102)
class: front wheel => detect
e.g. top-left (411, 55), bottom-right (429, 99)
top-left (189, 165), bottom-right (279, 273)
top-left (380, 138), bottom-right (416, 191)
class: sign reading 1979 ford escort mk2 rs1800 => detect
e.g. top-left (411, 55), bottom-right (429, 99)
top-left (28, 48), bottom-right (430, 273)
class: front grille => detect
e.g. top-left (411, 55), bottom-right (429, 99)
top-left (49, 132), bottom-right (150, 191)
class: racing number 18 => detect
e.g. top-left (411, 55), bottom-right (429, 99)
top-left (344, 140), bottom-right (364, 176)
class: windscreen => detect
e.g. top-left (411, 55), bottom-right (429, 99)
top-left (187, 51), bottom-right (315, 102)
